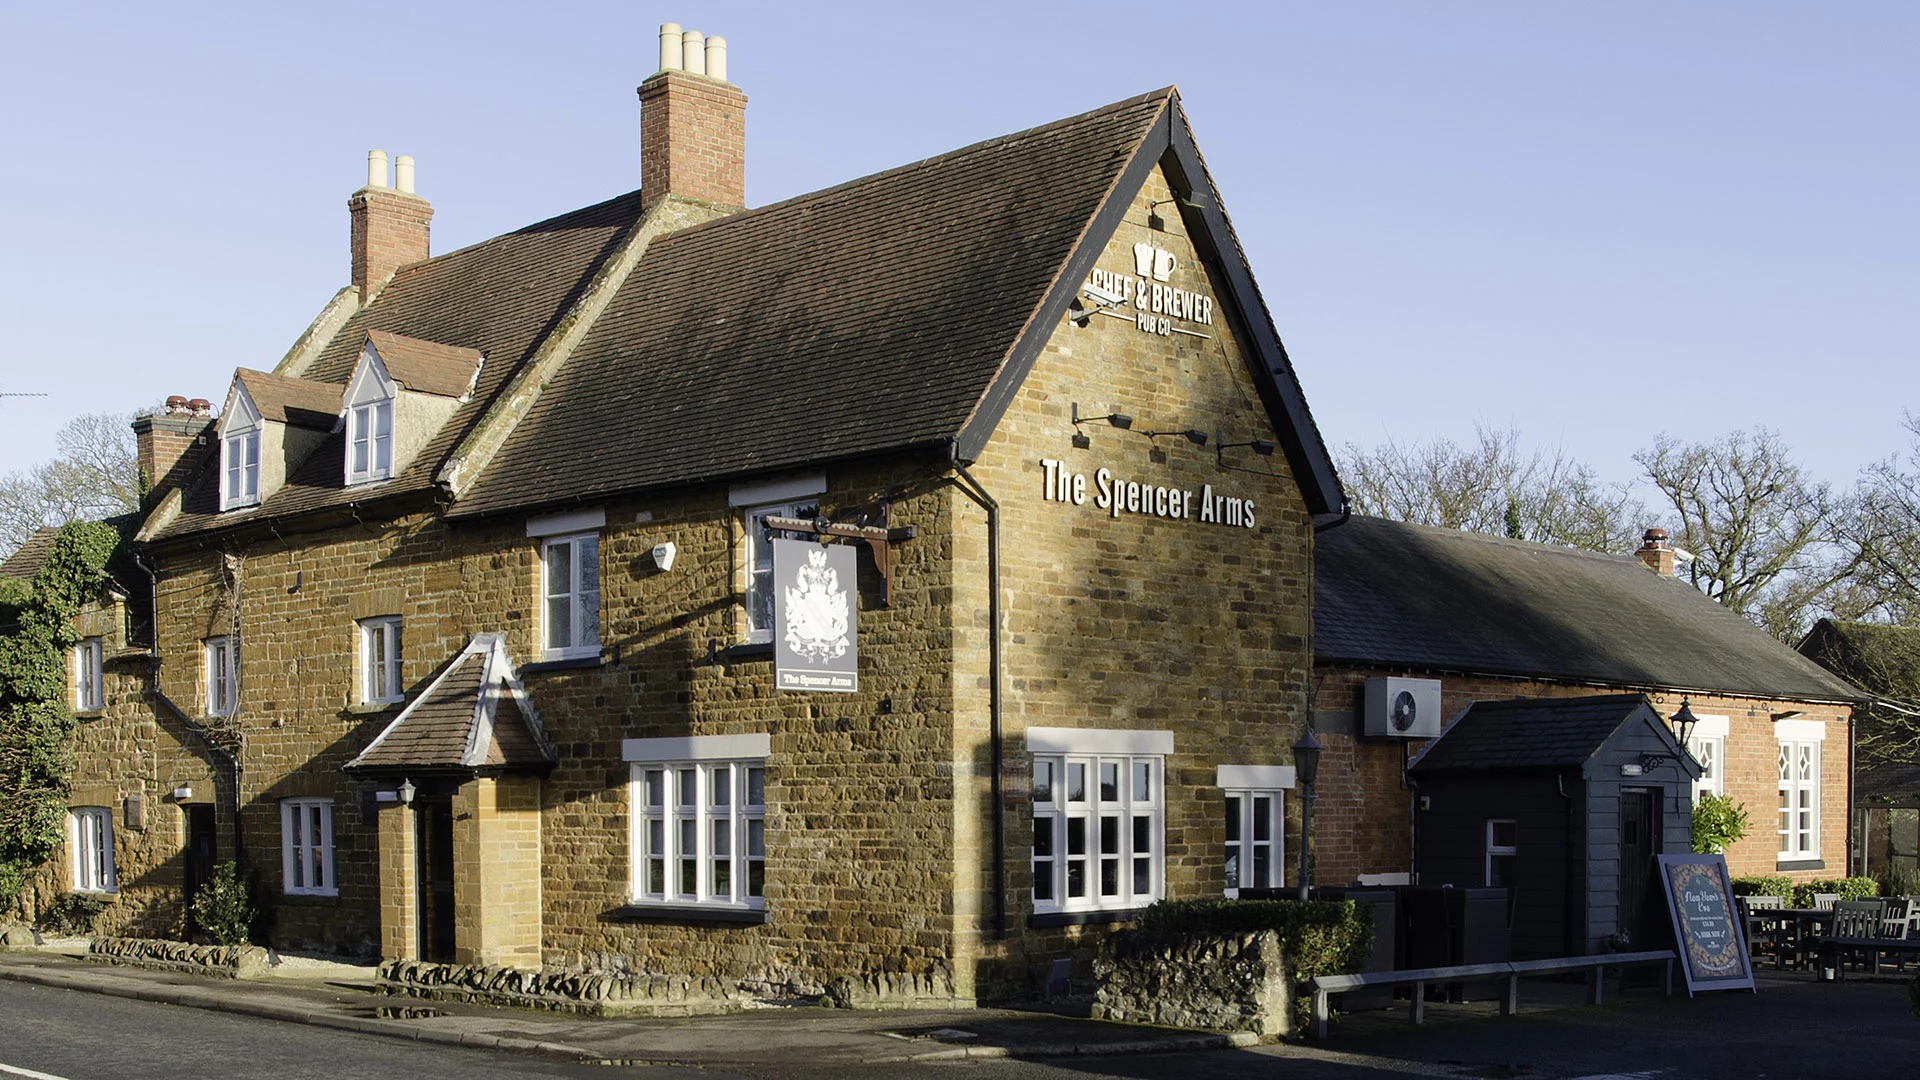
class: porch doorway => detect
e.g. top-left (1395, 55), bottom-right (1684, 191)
top-left (415, 798), bottom-right (456, 962)
top-left (1620, 787), bottom-right (1662, 946)
top-left (183, 805), bottom-right (217, 935)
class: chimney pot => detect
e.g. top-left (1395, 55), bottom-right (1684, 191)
top-left (350, 151), bottom-right (433, 301)
top-left (188, 398), bottom-right (212, 416)
top-left (165, 395), bottom-right (189, 414)
top-left (395, 154), bottom-right (416, 195)
top-left (705, 35), bottom-right (727, 83)
top-left (659, 22), bottom-right (683, 71)
top-left (1643, 528), bottom-right (1669, 546)
top-left (1636, 527), bottom-right (1678, 576)
top-left (366, 149), bottom-right (390, 190)
top-left (681, 30), bottom-right (706, 75)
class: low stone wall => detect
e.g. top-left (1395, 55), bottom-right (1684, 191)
top-left (377, 959), bottom-right (745, 1017)
top-left (822, 968), bottom-right (964, 1010)
top-left (88, 937), bottom-right (271, 979)
top-left (1092, 929), bottom-right (1293, 1037)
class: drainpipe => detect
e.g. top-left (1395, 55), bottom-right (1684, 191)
top-left (950, 460), bottom-right (1005, 940)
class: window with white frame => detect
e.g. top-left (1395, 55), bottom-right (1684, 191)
top-left (205, 636), bottom-right (237, 716)
top-left (280, 798), bottom-right (335, 896)
top-left (624, 734), bottom-right (768, 910)
top-left (1777, 721), bottom-right (1824, 861)
top-left (1688, 713), bottom-right (1728, 802)
top-left (1029, 727), bottom-right (1170, 915)
top-left (1486, 819), bottom-right (1518, 888)
top-left (744, 499), bottom-right (820, 643)
top-left (73, 637), bottom-right (104, 711)
top-left (358, 616), bottom-right (403, 704)
top-left (68, 807), bottom-right (115, 893)
top-left (222, 427), bottom-right (261, 510)
top-left (540, 533), bottom-right (600, 658)
top-left (347, 398), bottom-right (394, 485)
top-left (1218, 764), bottom-right (1294, 896)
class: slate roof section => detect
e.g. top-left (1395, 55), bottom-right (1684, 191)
top-left (364, 330), bottom-right (483, 398)
top-left (233, 369), bottom-right (342, 430)
top-left (1801, 619), bottom-right (1920, 803)
top-left (1408, 694), bottom-right (1667, 774)
top-left (347, 633), bottom-right (554, 772)
top-left (1315, 516), bottom-right (1861, 703)
top-left (151, 191), bottom-right (648, 540)
top-left (0, 526), bottom-right (59, 579)
top-left (453, 90), bottom-right (1174, 516)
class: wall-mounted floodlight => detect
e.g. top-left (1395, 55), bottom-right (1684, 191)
top-left (1071, 402), bottom-right (1134, 448)
top-left (652, 541), bottom-right (677, 573)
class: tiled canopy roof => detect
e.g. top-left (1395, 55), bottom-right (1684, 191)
top-left (363, 330), bottom-right (483, 398)
top-left (233, 369), bottom-right (341, 429)
top-left (1315, 516), bottom-right (1861, 703)
top-left (347, 633), bottom-right (553, 772)
top-left (1407, 694), bottom-right (1686, 775)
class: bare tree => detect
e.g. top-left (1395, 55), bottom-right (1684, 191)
top-left (1635, 428), bottom-right (1859, 641)
top-left (1338, 425), bottom-right (1644, 553)
top-left (1834, 414), bottom-right (1920, 627)
top-left (0, 411), bottom-right (143, 557)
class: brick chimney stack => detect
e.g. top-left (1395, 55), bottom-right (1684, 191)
top-left (349, 150), bottom-right (432, 303)
top-left (132, 396), bottom-right (215, 505)
top-left (1636, 528), bottom-right (1678, 576)
top-left (638, 23), bottom-right (747, 208)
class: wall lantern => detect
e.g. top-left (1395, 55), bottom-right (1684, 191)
top-left (1636, 699), bottom-right (1699, 775)
top-left (398, 778), bottom-right (416, 806)
top-left (1292, 728), bottom-right (1322, 901)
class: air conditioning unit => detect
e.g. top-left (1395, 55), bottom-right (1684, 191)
top-left (1364, 677), bottom-right (1443, 739)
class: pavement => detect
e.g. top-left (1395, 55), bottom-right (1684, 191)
top-left (0, 943), bottom-right (1251, 1067)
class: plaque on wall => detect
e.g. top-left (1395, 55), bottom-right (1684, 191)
top-left (772, 538), bottom-right (858, 693)
top-left (1656, 853), bottom-right (1755, 996)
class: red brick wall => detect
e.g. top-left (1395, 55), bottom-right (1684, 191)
top-left (1311, 665), bottom-right (1852, 886)
top-left (349, 188), bottom-right (432, 300)
top-left (133, 413), bottom-right (214, 498)
top-left (638, 70), bottom-right (747, 208)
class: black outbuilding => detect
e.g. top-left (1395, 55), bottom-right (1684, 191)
top-left (1408, 695), bottom-right (1700, 960)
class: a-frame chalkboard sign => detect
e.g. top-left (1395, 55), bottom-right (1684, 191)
top-left (1656, 854), bottom-right (1756, 996)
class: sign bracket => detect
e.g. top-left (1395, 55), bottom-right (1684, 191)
top-left (763, 515), bottom-right (917, 608)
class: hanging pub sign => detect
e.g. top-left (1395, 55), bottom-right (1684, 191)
top-left (772, 538), bottom-right (858, 693)
top-left (1655, 853), bottom-right (1755, 996)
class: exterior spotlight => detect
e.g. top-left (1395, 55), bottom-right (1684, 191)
top-left (1216, 436), bottom-right (1277, 465)
top-left (1071, 402), bottom-right (1134, 432)
top-left (1146, 428), bottom-right (1208, 446)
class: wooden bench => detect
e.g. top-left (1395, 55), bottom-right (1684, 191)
top-left (1812, 936), bottom-right (1920, 981)
top-left (1306, 950), bottom-right (1676, 1039)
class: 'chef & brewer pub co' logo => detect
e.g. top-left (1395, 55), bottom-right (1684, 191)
top-left (1079, 243), bottom-right (1215, 339)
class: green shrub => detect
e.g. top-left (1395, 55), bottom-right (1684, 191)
top-left (1878, 865), bottom-right (1920, 898)
top-left (36, 892), bottom-right (106, 937)
top-left (1732, 876), bottom-right (1792, 900)
top-left (1788, 877), bottom-right (1878, 907)
top-left (1691, 794), bottom-right (1750, 855)
top-left (1132, 898), bottom-right (1374, 1032)
top-left (190, 861), bottom-right (255, 946)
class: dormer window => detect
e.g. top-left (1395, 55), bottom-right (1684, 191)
top-left (217, 368), bottom-right (340, 513)
top-left (348, 398), bottom-right (394, 484)
top-left (218, 388), bottom-right (264, 511)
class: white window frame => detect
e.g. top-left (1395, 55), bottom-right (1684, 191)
top-left (73, 636), bottom-right (104, 711)
top-left (1486, 819), bottom-right (1518, 888)
top-left (1028, 728), bottom-right (1172, 916)
top-left (68, 807), bottom-right (116, 894)
top-left (205, 636), bottom-right (237, 717)
top-left (1688, 714), bottom-right (1729, 802)
top-left (358, 616), bottom-right (404, 704)
top-left (1217, 764), bottom-right (1293, 897)
top-left (221, 427), bottom-right (261, 510)
top-left (743, 499), bottom-right (821, 644)
top-left (539, 532), bottom-right (601, 659)
top-left (1777, 720), bottom-right (1824, 862)
top-left (346, 399), bottom-right (394, 485)
top-left (624, 735), bottom-right (769, 911)
top-left (280, 798), bottom-right (336, 897)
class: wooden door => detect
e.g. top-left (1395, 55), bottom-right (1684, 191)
top-left (1620, 787), bottom-right (1661, 946)
top-left (415, 799), bottom-right (456, 962)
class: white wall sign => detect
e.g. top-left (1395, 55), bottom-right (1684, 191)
top-left (1038, 458), bottom-right (1255, 528)
top-left (1079, 242), bottom-right (1215, 340)
top-left (772, 538), bottom-right (858, 693)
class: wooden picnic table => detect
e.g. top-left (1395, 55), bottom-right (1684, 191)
top-left (1743, 907), bottom-right (1833, 970)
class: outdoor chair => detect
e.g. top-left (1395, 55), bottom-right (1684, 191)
top-left (1830, 901), bottom-right (1885, 974)
top-left (1739, 894), bottom-right (1788, 967)
top-left (1878, 897), bottom-right (1913, 972)
top-left (1813, 893), bottom-right (1842, 911)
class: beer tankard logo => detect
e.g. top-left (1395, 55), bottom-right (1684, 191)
top-left (783, 547), bottom-right (850, 663)
top-left (1133, 242), bottom-right (1177, 282)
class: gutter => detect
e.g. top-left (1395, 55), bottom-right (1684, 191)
top-left (948, 455), bottom-right (1006, 941)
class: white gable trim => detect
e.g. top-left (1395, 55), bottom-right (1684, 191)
top-left (218, 382), bottom-right (261, 438)
top-left (345, 340), bottom-right (398, 410)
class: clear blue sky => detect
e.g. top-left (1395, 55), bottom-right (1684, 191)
top-left (1, 1), bottom-right (1912, 493)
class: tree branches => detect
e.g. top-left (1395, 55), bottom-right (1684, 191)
top-left (0, 411), bottom-right (143, 557)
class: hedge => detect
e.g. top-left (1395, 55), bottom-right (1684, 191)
top-left (1732, 876), bottom-right (1879, 905)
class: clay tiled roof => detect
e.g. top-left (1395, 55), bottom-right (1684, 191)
top-left (1316, 516), bottom-right (1861, 703)
top-left (452, 90), bottom-right (1174, 516)
top-left (347, 633), bottom-right (553, 772)
top-left (364, 330), bottom-right (483, 398)
top-left (152, 191), bottom-right (648, 540)
top-left (234, 369), bottom-right (341, 429)
top-left (0, 526), bottom-right (59, 579)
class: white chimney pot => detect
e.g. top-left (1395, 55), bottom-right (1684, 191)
top-left (366, 149), bottom-right (390, 190)
top-left (681, 29), bottom-right (706, 75)
top-left (394, 154), bottom-right (416, 195)
top-left (705, 35), bottom-right (727, 83)
top-left (659, 22), bottom-right (683, 71)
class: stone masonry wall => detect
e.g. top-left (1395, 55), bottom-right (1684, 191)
top-left (1311, 665), bottom-right (1852, 886)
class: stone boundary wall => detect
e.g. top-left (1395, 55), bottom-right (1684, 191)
top-left (821, 969), bottom-right (963, 1010)
top-left (88, 937), bottom-right (270, 979)
top-left (377, 959), bottom-right (745, 1017)
top-left (1092, 929), bottom-right (1292, 1037)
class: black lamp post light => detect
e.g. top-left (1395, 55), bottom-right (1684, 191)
top-left (1293, 727), bottom-right (1322, 902)
top-left (1628, 699), bottom-right (1699, 776)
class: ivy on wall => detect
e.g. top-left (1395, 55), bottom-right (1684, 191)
top-left (0, 520), bottom-right (120, 904)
